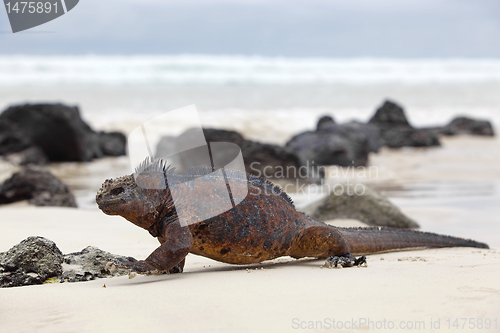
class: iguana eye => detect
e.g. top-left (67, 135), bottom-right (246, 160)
top-left (110, 187), bottom-right (124, 196)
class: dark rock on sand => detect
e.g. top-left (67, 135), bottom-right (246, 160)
top-left (2, 146), bottom-right (48, 166)
top-left (237, 140), bottom-right (302, 180)
top-left (0, 167), bottom-right (77, 207)
top-left (61, 246), bottom-right (132, 282)
top-left (441, 117), bottom-right (495, 136)
top-left (0, 103), bottom-right (127, 162)
top-left (0, 118), bottom-right (31, 155)
top-left (155, 135), bottom-right (183, 167)
top-left (286, 131), bottom-right (367, 167)
top-left (368, 100), bottom-right (440, 148)
top-left (0, 104), bottom-right (101, 161)
top-left (346, 122), bottom-right (381, 152)
top-left (316, 115), bottom-right (336, 130)
top-left (0, 237), bottom-right (63, 288)
top-left (0, 237), bottom-right (135, 287)
top-left (286, 116), bottom-right (371, 167)
top-left (381, 127), bottom-right (441, 148)
top-left (368, 100), bottom-right (411, 128)
top-left (301, 183), bottom-right (419, 228)
top-left (98, 131), bottom-right (127, 156)
top-left (317, 117), bottom-right (380, 153)
top-left (156, 128), bottom-right (305, 180)
top-left (203, 128), bottom-right (245, 144)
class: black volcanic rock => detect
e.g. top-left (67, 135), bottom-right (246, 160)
top-left (286, 117), bottom-right (371, 167)
top-left (0, 237), bottom-right (63, 288)
top-left (441, 117), bottom-right (495, 136)
top-left (369, 100), bottom-right (411, 128)
top-left (301, 184), bottom-right (419, 228)
top-left (156, 128), bottom-right (305, 180)
top-left (0, 103), bottom-right (127, 162)
top-left (368, 100), bottom-right (440, 148)
top-left (1, 237), bottom-right (134, 287)
top-left (286, 131), bottom-right (360, 167)
top-left (98, 131), bottom-right (127, 156)
top-left (2, 146), bottom-right (48, 166)
top-left (342, 121), bottom-right (381, 153)
top-left (203, 129), bottom-right (302, 179)
top-left (0, 167), bottom-right (77, 207)
top-left (61, 246), bottom-right (133, 283)
top-left (0, 118), bottom-right (31, 155)
top-left (382, 127), bottom-right (441, 148)
top-left (316, 116), bottom-right (336, 130)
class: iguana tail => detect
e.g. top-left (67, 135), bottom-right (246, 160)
top-left (338, 227), bottom-right (489, 255)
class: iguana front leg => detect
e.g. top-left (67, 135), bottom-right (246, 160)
top-left (108, 219), bottom-right (193, 276)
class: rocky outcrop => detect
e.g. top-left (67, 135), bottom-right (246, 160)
top-left (368, 100), bottom-right (441, 148)
top-left (381, 127), bottom-right (441, 148)
top-left (0, 103), bottom-right (126, 162)
top-left (203, 128), bottom-right (245, 144)
top-left (0, 117), bottom-right (31, 155)
top-left (98, 131), bottom-right (127, 156)
top-left (0, 237), bottom-right (63, 288)
top-left (440, 117), bottom-right (495, 136)
top-left (1, 146), bottom-right (48, 166)
top-left (286, 131), bottom-right (367, 167)
top-left (286, 116), bottom-right (371, 167)
top-left (301, 184), bottom-right (419, 228)
top-left (342, 121), bottom-right (381, 153)
top-left (1, 237), bottom-right (134, 288)
top-left (155, 128), bottom-right (306, 181)
top-left (316, 115), bottom-right (336, 130)
top-left (0, 167), bottom-right (77, 207)
top-left (61, 246), bottom-right (132, 283)
top-left (368, 100), bottom-right (411, 128)
top-left (203, 129), bottom-right (303, 179)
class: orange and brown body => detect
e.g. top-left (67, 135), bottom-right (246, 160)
top-left (96, 160), bottom-right (488, 275)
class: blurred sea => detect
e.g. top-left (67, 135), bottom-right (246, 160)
top-left (0, 55), bottom-right (499, 245)
top-left (1, 55), bottom-right (499, 141)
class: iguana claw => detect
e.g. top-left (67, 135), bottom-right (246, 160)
top-left (105, 257), bottom-right (158, 275)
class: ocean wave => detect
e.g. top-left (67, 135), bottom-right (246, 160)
top-left (1, 55), bottom-right (500, 86)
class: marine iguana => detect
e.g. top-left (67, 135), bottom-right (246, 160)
top-left (96, 157), bottom-right (489, 276)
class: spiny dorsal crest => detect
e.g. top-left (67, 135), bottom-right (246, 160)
top-left (133, 157), bottom-right (294, 208)
top-left (135, 157), bottom-right (176, 176)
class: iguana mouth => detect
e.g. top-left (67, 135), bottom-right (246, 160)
top-left (96, 197), bottom-right (126, 213)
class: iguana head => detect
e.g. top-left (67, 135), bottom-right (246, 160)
top-left (96, 159), bottom-right (175, 231)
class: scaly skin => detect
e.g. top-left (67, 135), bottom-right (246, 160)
top-left (95, 159), bottom-right (489, 276)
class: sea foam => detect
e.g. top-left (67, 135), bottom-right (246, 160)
top-left (1, 55), bottom-right (500, 86)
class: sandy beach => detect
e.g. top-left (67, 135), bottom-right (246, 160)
top-left (2, 0), bottom-right (500, 330)
top-left (2, 135), bottom-right (499, 333)
top-left (1, 57), bottom-right (500, 332)
top-left (1, 206), bottom-right (499, 332)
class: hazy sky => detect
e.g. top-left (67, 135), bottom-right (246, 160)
top-left (1, 0), bottom-right (499, 57)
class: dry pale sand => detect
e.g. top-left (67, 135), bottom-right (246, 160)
top-left (1, 206), bottom-right (499, 333)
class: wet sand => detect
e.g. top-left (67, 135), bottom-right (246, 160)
top-left (1, 206), bottom-right (499, 333)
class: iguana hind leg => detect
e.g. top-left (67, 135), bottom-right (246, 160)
top-left (289, 225), bottom-right (366, 268)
